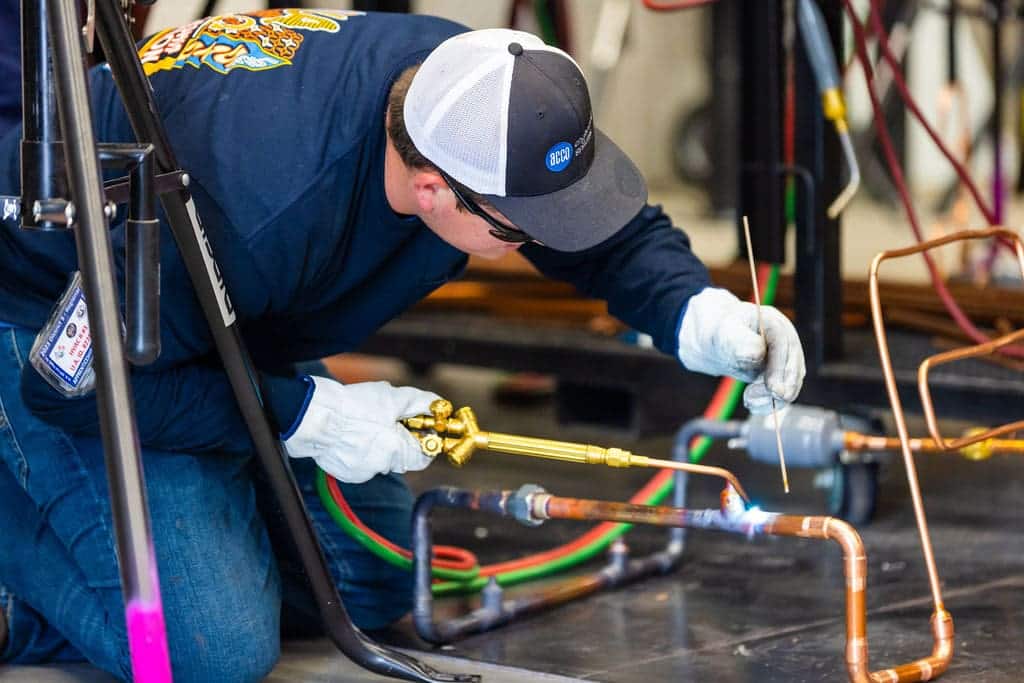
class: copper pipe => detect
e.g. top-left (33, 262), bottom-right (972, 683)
top-left (481, 430), bottom-right (753, 501)
top-left (765, 516), bottom-right (953, 683)
top-left (421, 262), bottom-right (1024, 330)
top-left (931, 335), bottom-right (1024, 374)
top-left (844, 432), bottom-right (948, 453)
top-left (843, 431), bottom-right (1024, 459)
top-left (533, 496), bottom-right (952, 683)
top-left (868, 227), bottom-right (1022, 612)
top-left (918, 326), bottom-right (1024, 450)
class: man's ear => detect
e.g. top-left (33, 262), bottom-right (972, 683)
top-left (411, 169), bottom-right (449, 214)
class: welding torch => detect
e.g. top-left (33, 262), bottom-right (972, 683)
top-left (403, 399), bottom-right (751, 503)
top-left (797, 0), bottom-right (860, 218)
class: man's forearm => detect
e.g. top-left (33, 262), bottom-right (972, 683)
top-left (20, 360), bottom-right (310, 455)
top-left (521, 203), bottom-right (711, 355)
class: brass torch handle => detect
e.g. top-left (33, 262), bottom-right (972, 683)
top-left (483, 432), bottom-right (624, 466)
top-left (404, 401), bottom-right (750, 501)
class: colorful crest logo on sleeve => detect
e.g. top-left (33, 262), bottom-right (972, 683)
top-left (138, 9), bottom-right (363, 76)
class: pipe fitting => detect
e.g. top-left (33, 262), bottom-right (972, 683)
top-left (32, 198), bottom-right (75, 226)
top-left (509, 484), bottom-right (547, 527)
top-left (608, 539), bottom-right (629, 574)
top-left (742, 405), bottom-right (844, 468)
top-left (481, 578), bottom-right (503, 613)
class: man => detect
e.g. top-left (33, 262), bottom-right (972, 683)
top-left (0, 10), bottom-right (804, 682)
top-left (0, 0), bottom-right (19, 139)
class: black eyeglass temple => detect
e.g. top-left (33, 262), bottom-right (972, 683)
top-left (440, 171), bottom-right (535, 244)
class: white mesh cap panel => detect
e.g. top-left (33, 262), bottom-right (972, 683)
top-left (414, 58), bottom-right (510, 194)
top-left (432, 66), bottom-right (509, 192)
top-left (406, 29), bottom-right (553, 195)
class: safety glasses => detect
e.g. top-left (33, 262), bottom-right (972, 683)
top-left (438, 170), bottom-right (538, 244)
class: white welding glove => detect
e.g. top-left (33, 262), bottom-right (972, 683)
top-left (283, 376), bottom-right (440, 483)
top-left (677, 287), bottom-right (805, 415)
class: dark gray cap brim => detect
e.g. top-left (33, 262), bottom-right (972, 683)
top-left (484, 130), bottom-right (647, 252)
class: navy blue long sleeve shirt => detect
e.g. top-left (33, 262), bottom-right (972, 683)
top-left (0, 10), bottom-right (709, 455)
top-left (0, 0), bottom-right (20, 139)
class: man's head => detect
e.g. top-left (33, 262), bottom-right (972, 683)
top-left (386, 28), bottom-right (647, 256)
top-left (386, 65), bottom-right (528, 259)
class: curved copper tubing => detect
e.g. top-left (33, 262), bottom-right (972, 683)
top-left (612, 455), bottom-right (751, 503)
top-left (478, 430), bottom-right (754, 500)
top-left (918, 326), bottom-right (1024, 450)
top-left (538, 496), bottom-right (953, 683)
top-left (765, 516), bottom-right (953, 683)
top-left (868, 227), bottom-right (1022, 613)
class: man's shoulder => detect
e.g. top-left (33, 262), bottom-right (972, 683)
top-left (134, 11), bottom-right (468, 84)
top-left (343, 12), bottom-right (469, 63)
top-left (370, 12), bottom-right (469, 40)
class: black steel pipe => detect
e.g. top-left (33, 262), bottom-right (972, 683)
top-left (98, 144), bottom-right (160, 366)
top-left (407, 419), bottom-right (734, 645)
top-left (989, 0), bottom-right (1004, 222)
top-left (738, 0), bottom-right (786, 264)
top-left (794, 0), bottom-right (844, 374)
top-left (47, 0), bottom-right (171, 678)
top-left (21, 0), bottom-right (67, 231)
top-left (50, 0), bottom-right (154, 626)
top-left (410, 409), bottom-right (765, 645)
top-left (125, 232), bottom-right (160, 363)
top-left (412, 485), bottom-right (685, 645)
top-left (103, 170), bottom-right (186, 206)
top-left (670, 416), bottom-right (744, 539)
top-left (94, 3), bottom-right (473, 680)
top-left (780, 163), bottom-right (816, 253)
top-left (671, 417), bottom-right (744, 463)
top-left (947, 0), bottom-right (957, 85)
top-left (412, 488), bottom-right (507, 644)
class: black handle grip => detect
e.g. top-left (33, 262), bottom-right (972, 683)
top-left (125, 217), bottom-right (159, 365)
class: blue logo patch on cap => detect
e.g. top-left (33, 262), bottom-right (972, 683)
top-left (545, 142), bottom-right (573, 173)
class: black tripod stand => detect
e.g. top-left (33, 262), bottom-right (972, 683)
top-left (17, 1), bottom-right (478, 680)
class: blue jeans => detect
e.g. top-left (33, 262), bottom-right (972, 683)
top-left (0, 328), bottom-right (414, 682)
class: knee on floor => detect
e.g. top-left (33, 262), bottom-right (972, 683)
top-left (162, 612), bottom-right (281, 683)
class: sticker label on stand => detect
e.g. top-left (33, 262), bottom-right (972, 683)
top-left (29, 272), bottom-right (97, 397)
top-left (40, 288), bottom-right (93, 388)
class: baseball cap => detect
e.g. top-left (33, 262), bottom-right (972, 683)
top-left (404, 29), bottom-right (647, 252)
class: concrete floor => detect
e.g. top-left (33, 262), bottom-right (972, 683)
top-left (2, 191), bottom-right (1023, 681)
top-left (0, 643), bottom-right (584, 683)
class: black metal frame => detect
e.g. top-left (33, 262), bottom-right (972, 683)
top-left (28, 0), bottom-right (172, 678)
top-left (989, 0), bottom-right (1006, 222)
top-left (738, 0), bottom-right (786, 264)
top-left (792, 0), bottom-right (844, 373)
top-left (19, 1), bottom-right (477, 680)
top-left (91, 2), bottom-right (477, 681)
top-left (96, 143), bottom-right (160, 365)
top-left (21, 0), bottom-right (66, 232)
top-left (708, 1), bottom-right (741, 214)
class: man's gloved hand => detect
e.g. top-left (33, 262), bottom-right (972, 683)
top-left (283, 376), bottom-right (440, 483)
top-left (677, 287), bottom-right (805, 415)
